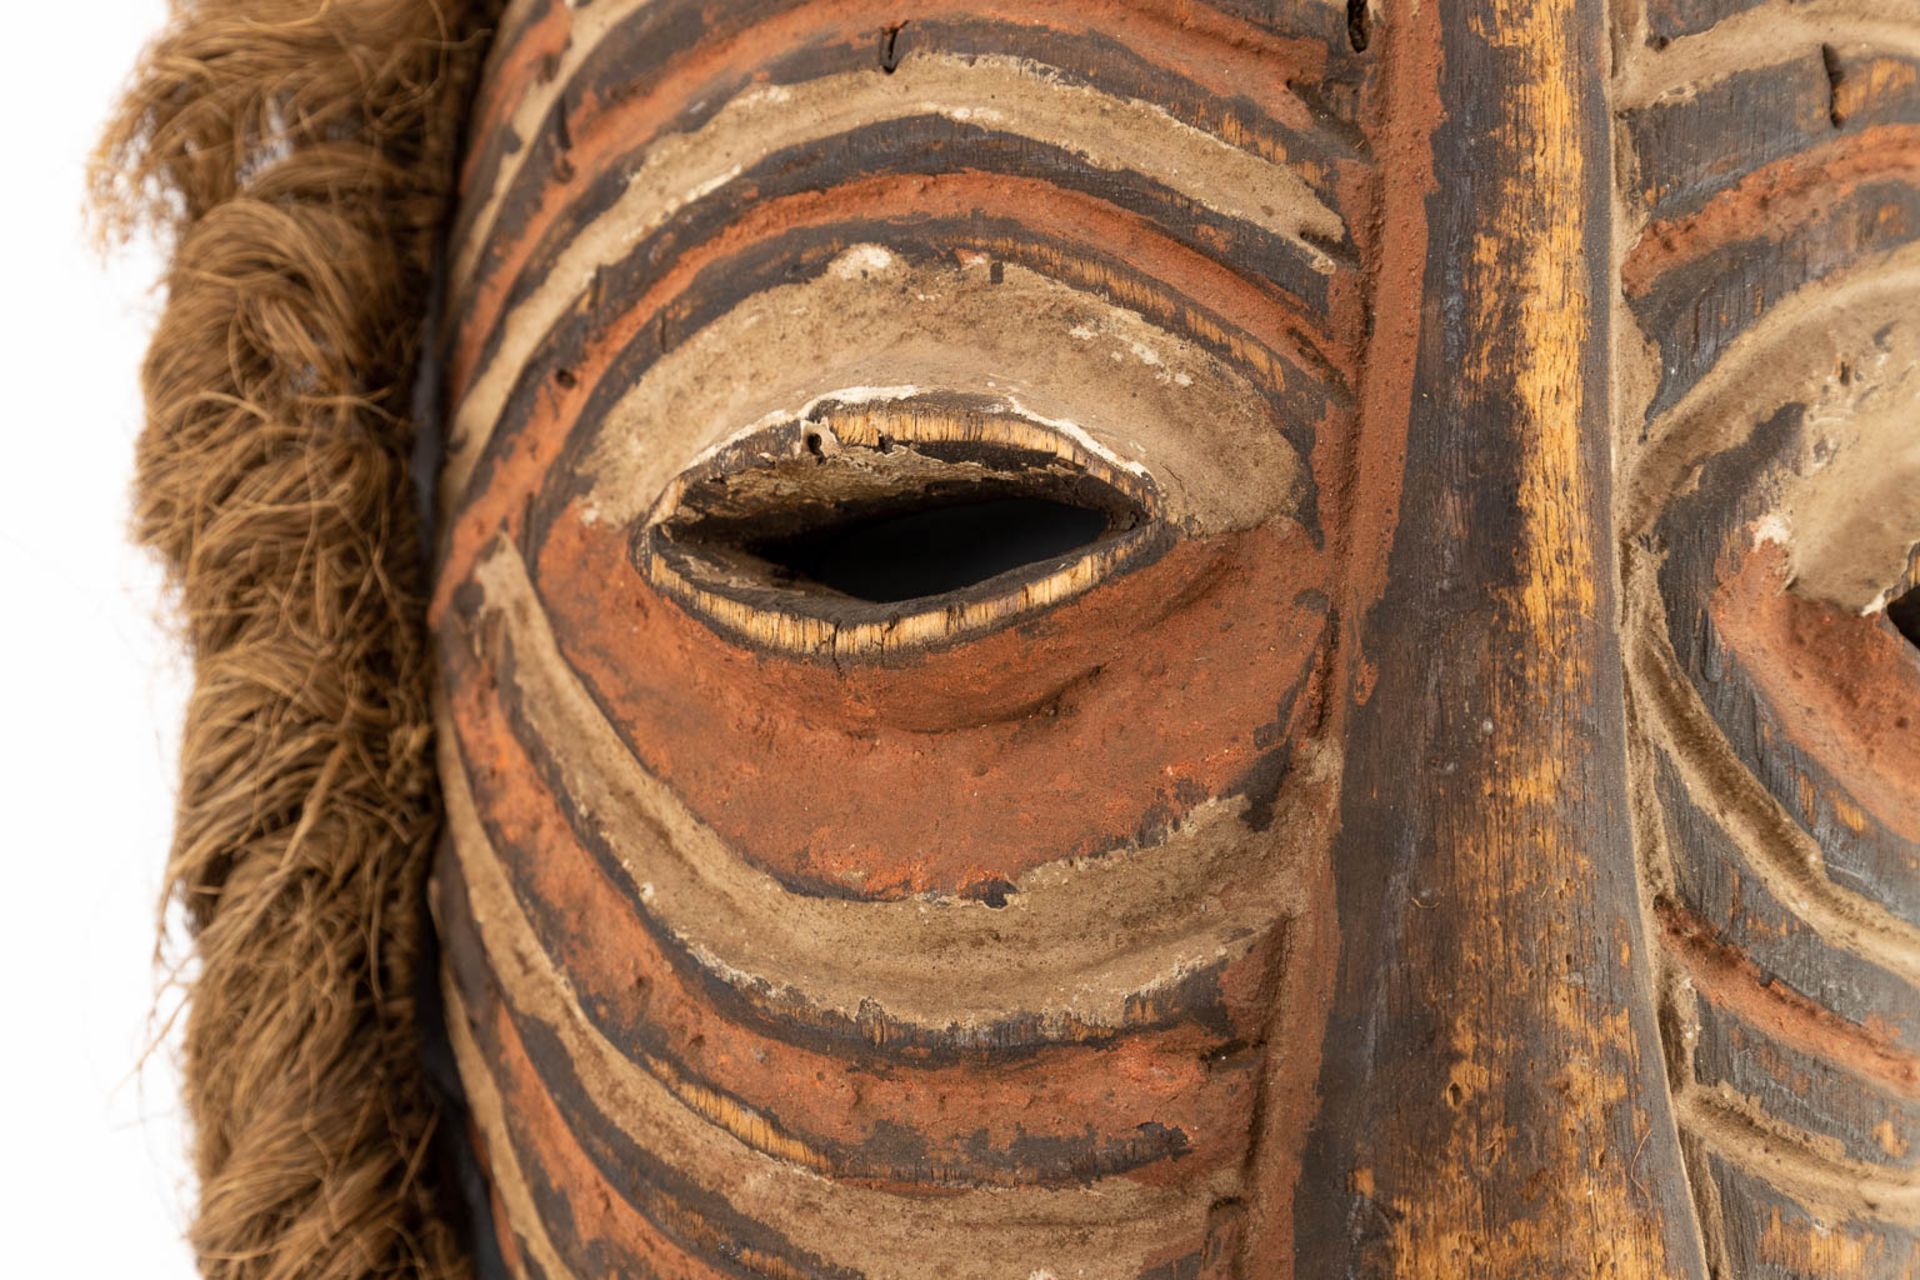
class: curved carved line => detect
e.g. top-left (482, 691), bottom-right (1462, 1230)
top-left (439, 781), bottom-right (837, 1176)
top-left (442, 167), bottom-right (1345, 528)
top-left (1623, 130), bottom-right (1920, 295)
top-left (453, 0), bottom-right (1349, 297)
top-left (451, 45), bottom-right (1347, 326)
top-left (1618, 248), bottom-right (1920, 524)
top-left (1614, 2), bottom-right (1920, 111)
top-left (442, 817), bottom-right (1236, 1273)
top-left (444, 980), bottom-right (580, 1280)
top-left (1656, 895), bottom-right (1920, 1098)
top-left (1677, 1086), bottom-right (1920, 1226)
top-left (447, 45), bottom-right (1349, 381)
top-left (441, 732), bottom-right (1231, 1180)
top-left (462, 535), bottom-right (1306, 1036)
top-left (1623, 573), bottom-right (1920, 986)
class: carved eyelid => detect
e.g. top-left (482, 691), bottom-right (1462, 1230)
top-left (564, 244), bottom-right (1314, 662)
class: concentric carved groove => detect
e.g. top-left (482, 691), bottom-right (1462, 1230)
top-left (1676, 1089), bottom-right (1920, 1223)
top-left (441, 685), bottom-right (1263, 1192)
top-left (488, 209), bottom-right (1336, 891)
top-left (442, 984), bottom-right (579, 1279)
top-left (1619, 258), bottom-right (1920, 951)
top-left (453, 536), bottom-right (1303, 1044)
top-left (1617, 2), bottom-right (1920, 106)
top-left (1624, 569), bottom-right (1920, 982)
top-left (449, 0), bottom-right (1360, 309)
top-left (438, 848), bottom-right (1243, 1276)
top-left (1617, 5), bottom-right (1920, 1269)
top-left (434, 1), bottom-right (1368, 1269)
top-left (1618, 33), bottom-right (1920, 416)
top-left (1657, 896), bottom-right (1920, 1101)
top-left (437, 2), bottom-right (1370, 526)
top-left (1662, 895), bottom-right (1920, 1185)
top-left (444, 86), bottom-right (1345, 503)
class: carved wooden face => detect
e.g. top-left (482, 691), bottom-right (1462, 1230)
top-left (429, 1), bottom-right (1920, 1275)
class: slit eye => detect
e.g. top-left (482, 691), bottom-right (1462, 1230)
top-left (633, 395), bottom-right (1169, 657)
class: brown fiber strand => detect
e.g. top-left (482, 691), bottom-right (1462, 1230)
top-left (92, 3), bottom-right (496, 1276)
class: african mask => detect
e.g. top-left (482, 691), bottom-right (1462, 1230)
top-left (110, 0), bottom-right (1920, 1277)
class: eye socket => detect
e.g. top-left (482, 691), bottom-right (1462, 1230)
top-left (634, 395), bottom-right (1169, 657)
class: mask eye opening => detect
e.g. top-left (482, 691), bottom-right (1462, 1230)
top-left (633, 395), bottom-right (1170, 656)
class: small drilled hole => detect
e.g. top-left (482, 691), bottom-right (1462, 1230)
top-left (879, 23), bottom-right (905, 74)
top-left (1346, 0), bottom-right (1371, 52)
top-left (964, 878), bottom-right (1017, 908)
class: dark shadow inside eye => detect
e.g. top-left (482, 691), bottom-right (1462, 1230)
top-left (1890, 582), bottom-right (1920, 651)
top-left (642, 416), bottom-right (1161, 627)
top-left (750, 496), bottom-right (1111, 604)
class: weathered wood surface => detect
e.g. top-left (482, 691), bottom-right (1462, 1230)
top-left (1291, 0), bottom-right (1707, 1272)
top-left (1616, 2), bottom-right (1920, 1275)
top-left (433, 3), bottom-right (1364, 1274)
top-left (427, 0), bottom-right (1920, 1274)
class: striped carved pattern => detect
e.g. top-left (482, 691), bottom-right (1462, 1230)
top-left (430, 2), bottom-right (1371, 1274)
top-left (1615, 3), bottom-right (1920, 1274)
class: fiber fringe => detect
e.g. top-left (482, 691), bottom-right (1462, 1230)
top-left (93, 3), bottom-right (495, 1275)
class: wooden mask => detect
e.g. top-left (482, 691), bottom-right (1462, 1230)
top-left (132, 0), bottom-right (1915, 1275)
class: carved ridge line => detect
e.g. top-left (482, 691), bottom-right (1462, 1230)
top-left (438, 184), bottom-right (1340, 542)
top-left (1623, 586), bottom-right (1920, 986)
top-left (451, 44), bottom-right (1348, 313)
top-left (444, 53), bottom-right (1348, 498)
top-left (1618, 247), bottom-right (1920, 511)
top-left (444, 690), bottom-right (1243, 1178)
top-left (559, 253), bottom-right (1318, 532)
top-left (1614, 2), bottom-right (1920, 110)
top-left (1676, 1086), bottom-right (1920, 1225)
top-left (1622, 128), bottom-right (1920, 293)
top-left (1656, 895), bottom-right (1920, 1099)
top-left (443, 977), bottom-right (580, 1280)
top-left (455, 0), bottom-right (639, 293)
top-left (441, 790), bottom-right (1235, 1271)
top-left (454, 0), bottom-right (1347, 298)
top-left (440, 747), bottom-right (837, 1175)
top-left (465, 535), bottom-right (1304, 1034)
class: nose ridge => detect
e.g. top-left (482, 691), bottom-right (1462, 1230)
top-left (1270, 1), bottom-right (1708, 1275)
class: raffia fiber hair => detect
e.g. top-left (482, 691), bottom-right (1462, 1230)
top-left (93, 3), bottom-right (496, 1275)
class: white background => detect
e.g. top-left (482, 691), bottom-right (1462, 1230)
top-left (0, 2), bottom-right (198, 1273)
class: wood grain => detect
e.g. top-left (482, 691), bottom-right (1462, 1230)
top-left (1290, 0), bottom-right (1706, 1273)
top-left (1617, 2), bottom-right (1920, 1274)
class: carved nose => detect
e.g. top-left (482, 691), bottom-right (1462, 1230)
top-left (1272, 2), bottom-right (1707, 1274)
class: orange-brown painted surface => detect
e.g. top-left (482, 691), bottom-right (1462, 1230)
top-left (1714, 541), bottom-right (1920, 844)
top-left (430, 0), bottom-right (1920, 1275)
top-left (443, 632), bottom-right (1269, 1182)
top-left (537, 506), bottom-right (1328, 895)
